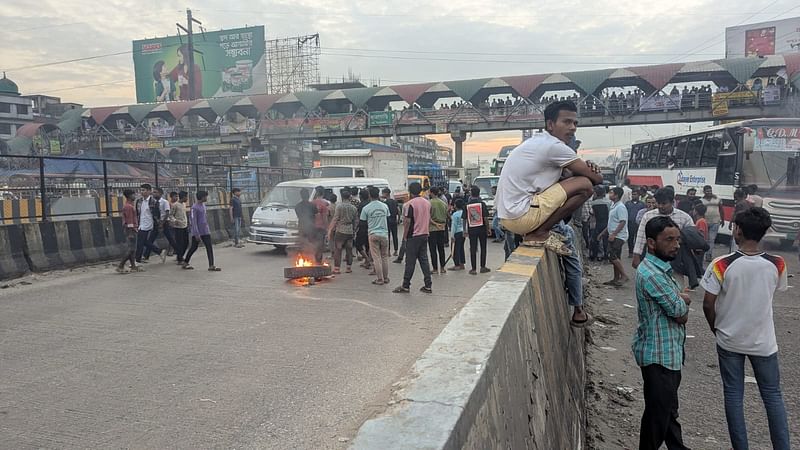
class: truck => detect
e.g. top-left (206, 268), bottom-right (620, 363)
top-left (312, 149), bottom-right (408, 199)
top-left (490, 145), bottom-right (517, 176)
top-left (408, 163), bottom-right (447, 189)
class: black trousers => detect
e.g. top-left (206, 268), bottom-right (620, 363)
top-left (428, 230), bottom-right (447, 270)
top-left (185, 234), bottom-right (214, 267)
top-left (143, 223), bottom-right (162, 259)
top-left (639, 364), bottom-right (690, 450)
top-left (628, 222), bottom-right (639, 255)
top-left (388, 221), bottom-right (398, 253)
top-left (161, 224), bottom-right (178, 255)
top-left (453, 232), bottom-right (466, 266)
top-left (468, 227), bottom-right (488, 270)
top-left (173, 227), bottom-right (189, 262)
top-left (402, 235), bottom-right (432, 289)
top-left (135, 229), bottom-right (161, 261)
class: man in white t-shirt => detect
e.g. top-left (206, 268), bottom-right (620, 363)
top-left (700, 207), bottom-right (789, 450)
top-left (495, 101), bottom-right (603, 254)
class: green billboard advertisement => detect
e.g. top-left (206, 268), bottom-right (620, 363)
top-left (132, 26), bottom-right (266, 103)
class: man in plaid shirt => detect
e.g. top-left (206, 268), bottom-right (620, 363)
top-left (632, 216), bottom-right (692, 450)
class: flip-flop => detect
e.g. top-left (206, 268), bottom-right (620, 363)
top-left (522, 235), bottom-right (572, 256)
top-left (372, 280), bottom-right (384, 285)
top-left (570, 313), bottom-right (595, 328)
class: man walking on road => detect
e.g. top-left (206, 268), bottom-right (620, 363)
top-left (700, 207), bottom-right (790, 450)
top-left (393, 182), bottom-right (433, 294)
top-left (495, 100), bottom-right (603, 254)
top-left (328, 189), bottom-right (358, 275)
top-left (135, 183), bottom-right (166, 264)
top-left (362, 187), bottom-right (391, 285)
top-left (428, 186), bottom-right (449, 274)
top-left (117, 189), bottom-right (142, 273)
top-left (170, 191), bottom-right (189, 264)
top-left (632, 216), bottom-right (691, 450)
top-left (183, 191), bottom-right (221, 272)
top-left (599, 187), bottom-right (629, 285)
top-left (230, 188), bottom-right (244, 248)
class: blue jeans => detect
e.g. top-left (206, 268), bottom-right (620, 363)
top-left (705, 222), bottom-right (720, 261)
top-left (492, 215), bottom-right (504, 240)
top-left (233, 217), bottom-right (242, 245)
top-left (552, 222), bottom-right (582, 307)
top-left (504, 230), bottom-right (519, 260)
top-left (717, 346), bottom-right (790, 450)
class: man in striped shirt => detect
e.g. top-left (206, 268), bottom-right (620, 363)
top-left (632, 216), bottom-right (691, 450)
top-left (632, 188), bottom-right (694, 287)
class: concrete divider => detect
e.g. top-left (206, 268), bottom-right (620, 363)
top-left (23, 218), bottom-right (126, 272)
top-left (351, 246), bottom-right (586, 449)
top-left (0, 224), bottom-right (30, 280)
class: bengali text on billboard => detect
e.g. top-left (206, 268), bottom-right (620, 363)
top-left (132, 26), bottom-right (266, 103)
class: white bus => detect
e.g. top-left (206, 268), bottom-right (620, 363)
top-left (617, 118), bottom-right (800, 244)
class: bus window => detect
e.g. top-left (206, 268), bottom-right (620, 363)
top-left (715, 133), bottom-right (738, 186)
top-left (674, 137), bottom-right (688, 167)
top-left (660, 140), bottom-right (675, 167)
top-left (631, 145), bottom-right (641, 168)
top-left (684, 135), bottom-right (704, 167)
top-left (639, 144), bottom-right (651, 167)
top-left (700, 131), bottom-right (723, 167)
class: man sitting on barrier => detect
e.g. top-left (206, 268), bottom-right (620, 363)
top-left (495, 101), bottom-right (603, 254)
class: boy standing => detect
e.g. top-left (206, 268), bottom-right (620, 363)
top-left (328, 189), bottom-right (358, 274)
top-left (117, 189), bottom-right (142, 273)
top-left (599, 187), bottom-right (629, 285)
top-left (450, 198), bottom-right (466, 271)
top-left (700, 207), bottom-right (789, 450)
top-left (393, 182), bottom-right (433, 294)
top-left (362, 187), bottom-right (391, 285)
top-left (466, 186), bottom-right (491, 275)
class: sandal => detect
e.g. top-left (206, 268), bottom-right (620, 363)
top-left (208, 266), bottom-right (222, 272)
top-left (570, 313), bottom-right (595, 328)
top-left (372, 279), bottom-right (384, 285)
top-left (522, 234), bottom-right (572, 256)
top-left (333, 268), bottom-right (341, 274)
top-left (392, 286), bottom-right (410, 293)
top-left (345, 267), bottom-right (352, 273)
top-left (182, 264), bottom-right (194, 270)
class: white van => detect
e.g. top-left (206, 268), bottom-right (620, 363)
top-left (248, 177), bottom-right (390, 250)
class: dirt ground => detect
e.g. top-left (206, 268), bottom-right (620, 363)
top-left (584, 245), bottom-right (800, 450)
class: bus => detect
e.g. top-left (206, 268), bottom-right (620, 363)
top-left (616, 118), bottom-right (800, 244)
top-left (491, 145), bottom-right (517, 176)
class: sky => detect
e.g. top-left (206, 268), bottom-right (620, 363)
top-left (1, 0), bottom-right (798, 162)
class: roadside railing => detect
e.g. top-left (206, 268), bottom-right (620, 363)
top-left (0, 154), bottom-right (308, 223)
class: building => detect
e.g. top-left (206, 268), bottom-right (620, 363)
top-left (0, 74), bottom-right (33, 140)
top-left (23, 94), bottom-right (82, 120)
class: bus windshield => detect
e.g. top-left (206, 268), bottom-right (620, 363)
top-left (741, 125), bottom-right (800, 194)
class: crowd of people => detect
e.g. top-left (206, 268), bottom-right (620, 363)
top-left (117, 184), bottom-right (248, 273)
top-left (494, 100), bottom-right (791, 450)
top-left (289, 181), bottom-right (504, 294)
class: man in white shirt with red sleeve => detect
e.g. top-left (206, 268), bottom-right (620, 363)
top-left (700, 207), bottom-right (789, 450)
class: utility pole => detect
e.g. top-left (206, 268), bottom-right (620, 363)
top-left (176, 8), bottom-right (202, 101)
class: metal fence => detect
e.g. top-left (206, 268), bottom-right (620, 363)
top-left (0, 154), bottom-right (308, 223)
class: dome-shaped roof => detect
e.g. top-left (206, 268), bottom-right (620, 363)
top-left (0, 72), bottom-right (20, 96)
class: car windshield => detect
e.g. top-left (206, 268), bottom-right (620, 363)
top-left (473, 177), bottom-right (499, 198)
top-left (260, 186), bottom-right (304, 208)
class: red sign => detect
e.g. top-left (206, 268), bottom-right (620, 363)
top-left (745, 27), bottom-right (776, 57)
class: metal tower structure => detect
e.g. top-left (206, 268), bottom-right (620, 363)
top-left (267, 34), bottom-right (321, 94)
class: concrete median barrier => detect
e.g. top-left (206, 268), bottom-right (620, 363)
top-left (23, 218), bottom-right (126, 272)
top-left (0, 224), bottom-right (30, 280)
top-left (351, 246), bottom-right (586, 449)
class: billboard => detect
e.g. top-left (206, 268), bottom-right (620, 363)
top-left (726, 17), bottom-right (800, 57)
top-left (133, 26), bottom-right (266, 103)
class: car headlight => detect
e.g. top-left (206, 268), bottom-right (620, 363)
top-left (285, 220), bottom-right (298, 228)
top-left (251, 219), bottom-right (263, 226)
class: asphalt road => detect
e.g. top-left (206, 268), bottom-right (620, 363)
top-left (585, 243), bottom-right (800, 449)
top-left (0, 239), bottom-right (505, 449)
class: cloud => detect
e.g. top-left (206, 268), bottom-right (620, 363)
top-left (0, 0), bottom-right (794, 148)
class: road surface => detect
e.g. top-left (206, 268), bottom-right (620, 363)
top-left (0, 240), bottom-right (505, 449)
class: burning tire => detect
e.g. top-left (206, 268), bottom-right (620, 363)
top-left (284, 265), bottom-right (332, 279)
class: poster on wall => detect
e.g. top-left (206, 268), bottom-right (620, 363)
top-left (132, 26), bottom-right (266, 103)
top-left (745, 27), bottom-right (776, 57)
